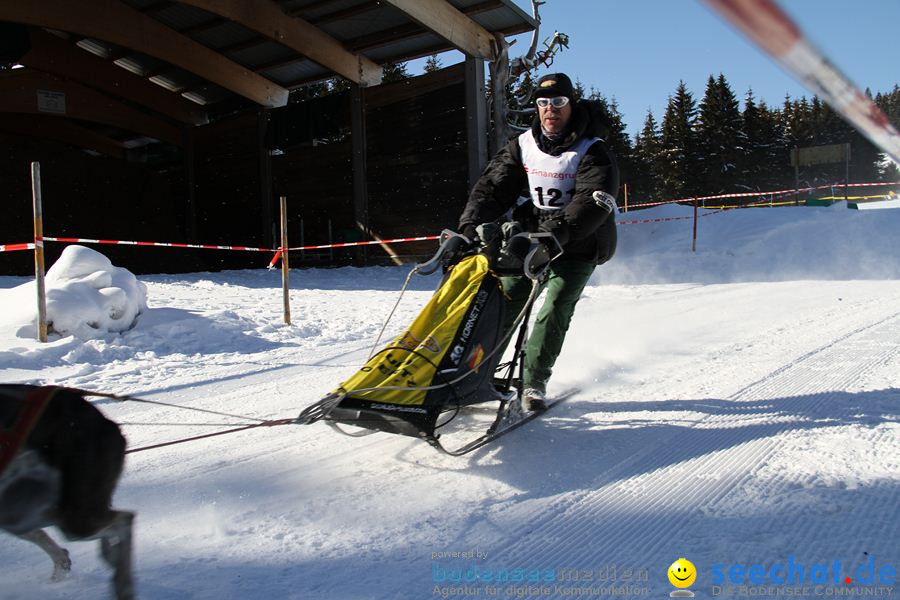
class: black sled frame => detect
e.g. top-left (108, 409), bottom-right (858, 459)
top-left (296, 229), bottom-right (561, 455)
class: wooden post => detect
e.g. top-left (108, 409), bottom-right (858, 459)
top-left (350, 83), bottom-right (369, 265)
top-left (328, 218), bottom-right (334, 262)
top-left (844, 142), bottom-right (851, 203)
top-left (465, 56), bottom-right (487, 192)
top-left (258, 108), bottom-right (274, 248)
top-left (183, 125), bottom-right (198, 241)
top-left (623, 182), bottom-right (629, 213)
top-left (31, 162), bottom-right (48, 342)
top-left (280, 195), bottom-right (291, 325)
top-left (692, 199), bottom-right (698, 253)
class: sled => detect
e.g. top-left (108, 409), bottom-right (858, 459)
top-left (297, 228), bottom-right (562, 453)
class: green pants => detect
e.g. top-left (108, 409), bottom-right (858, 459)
top-left (499, 258), bottom-right (595, 392)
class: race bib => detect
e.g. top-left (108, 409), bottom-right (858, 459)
top-left (519, 132), bottom-right (599, 211)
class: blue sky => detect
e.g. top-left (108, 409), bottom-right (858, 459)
top-left (421, 0), bottom-right (899, 137)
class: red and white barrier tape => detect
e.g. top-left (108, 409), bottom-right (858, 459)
top-left (286, 235), bottom-right (439, 252)
top-left (630, 186), bottom-right (805, 210)
top-left (628, 181), bottom-right (898, 210)
top-left (10, 180), bottom-right (894, 264)
top-left (617, 211), bottom-right (724, 226)
top-left (40, 236), bottom-right (274, 252)
top-left (703, 0), bottom-right (900, 165)
top-left (0, 243), bottom-right (35, 252)
top-left (267, 235), bottom-right (441, 268)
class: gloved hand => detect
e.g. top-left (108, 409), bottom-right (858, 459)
top-left (495, 222), bottom-right (528, 273)
top-left (475, 222), bottom-right (501, 262)
top-left (460, 224), bottom-right (478, 243)
top-left (442, 226), bottom-right (479, 270)
top-left (537, 214), bottom-right (570, 247)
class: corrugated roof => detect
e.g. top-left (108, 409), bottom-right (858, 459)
top-left (125, 0), bottom-right (532, 102)
top-left (29, 0), bottom-right (536, 112)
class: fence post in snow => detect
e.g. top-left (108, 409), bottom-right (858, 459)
top-left (31, 162), bottom-right (48, 342)
top-left (280, 195), bottom-right (291, 325)
top-left (692, 199), bottom-right (698, 253)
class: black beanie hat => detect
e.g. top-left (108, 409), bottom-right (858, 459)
top-left (534, 73), bottom-right (575, 100)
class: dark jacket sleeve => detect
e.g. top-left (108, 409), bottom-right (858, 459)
top-left (538, 139), bottom-right (619, 246)
top-left (458, 138), bottom-right (527, 230)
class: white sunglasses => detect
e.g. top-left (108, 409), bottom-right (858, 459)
top-left (536, 96), bottom-right (570, 108)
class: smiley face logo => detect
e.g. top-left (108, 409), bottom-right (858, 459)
top-left (668, 558), bottom-right (696, 588)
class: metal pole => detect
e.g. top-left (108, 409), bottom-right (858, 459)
top-left (31, 162), bottom-right (48, 342)
top-left (280, 195), bottom-right (291, 325)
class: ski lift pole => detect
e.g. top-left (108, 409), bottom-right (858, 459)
top-left (31, 162), bottom-right (48, 342)
top-left (280, 195), bottom-right (291, 325)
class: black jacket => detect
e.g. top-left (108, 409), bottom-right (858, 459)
top-left (459, 101), bottom-right (619, 265)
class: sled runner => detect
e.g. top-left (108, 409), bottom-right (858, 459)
top-left (297, 228), bottom-right (563, 454)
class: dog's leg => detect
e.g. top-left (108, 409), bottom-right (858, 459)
top-left (18, 529), bottom-right (72, 581)
top-left (98, 511), bottom-right (135, 600)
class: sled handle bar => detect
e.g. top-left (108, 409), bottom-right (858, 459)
top-left (415, 229), bottom-right (471, 276)
top-left (515, 232), bottom-right (564, 281)
top-left (415, 229), bottom-right (563, 280)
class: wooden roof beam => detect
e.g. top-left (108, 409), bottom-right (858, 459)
top-left (0, 69), bottom-right (182, 146)
top-left (174, 0), bottom-right (383, 86)
top-left (20, 28), bottom-right (208, 125)
top-left (346, 1), bottom-right (503, 53)
top-left (380, 0), bottom-right (497, 59)
top-left (252, 55), bottom-right (307, 75)
top-left (0, 113), bottom-right (126, 159)
top-left (304, 1), bottom-right (381, 26)
top-left (0, 0), bottom-right (289, 107)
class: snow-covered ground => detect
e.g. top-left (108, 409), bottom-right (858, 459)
top-left (1, 201), bottom-right (899, 599)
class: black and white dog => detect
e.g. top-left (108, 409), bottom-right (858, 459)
top-left (0, 385), bottom-right (134, 599)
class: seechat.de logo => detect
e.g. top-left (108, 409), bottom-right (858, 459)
top-left (668, 558), bottom-right (697, 598)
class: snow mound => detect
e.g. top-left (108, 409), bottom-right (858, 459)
top-left (0, 245), bottom-right (147, 339)
top-left (601, 202), bottom-right (900, 284)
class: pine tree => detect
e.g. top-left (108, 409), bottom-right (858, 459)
top-left (659, 81), bottom-right (699, 200)
top-left (695, 74), bottom-right (743, 196)
top-left (805, 97), bottom-right (834, 184)
top-left (888, 85), bottom-right (900, 124)
top-left (584, 91), bottom-right (632, 198)
top-left (329, 76), bottom-right (351, 95)
top-left (784, 97), bottom-right (815, 149)
top-left (875, 86), bottom-right (900, 181)
top-left (631, 109), bottom-right (663, 204)
top-left (507, 71), bottom-right (536, 130)
top-left (290, 80), bottom-right (331, 102)
top-left (573, 78), bottom-right (587, 102)
top-left (740, 89), bottom-right (767, 189)
top-left (423, 54), bottom-right (442, 73)
top-left (757, 100), bottom-right (790, 189)
top-left (842, 90), bottom-right (884, 184)
top-left (607, 98), bottom-right (633, 200)
top-left (381, 61), bottom-right (410, 83)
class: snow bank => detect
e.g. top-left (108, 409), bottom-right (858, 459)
top-left (600, 201), bottom-right (900, 284)
top-left (0, 245), bottom-right (147, 339)
top-left (1, 196), bottom-right (900, 600)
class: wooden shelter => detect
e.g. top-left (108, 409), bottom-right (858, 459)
top-left (0, 1), bottom-right (536, 272)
